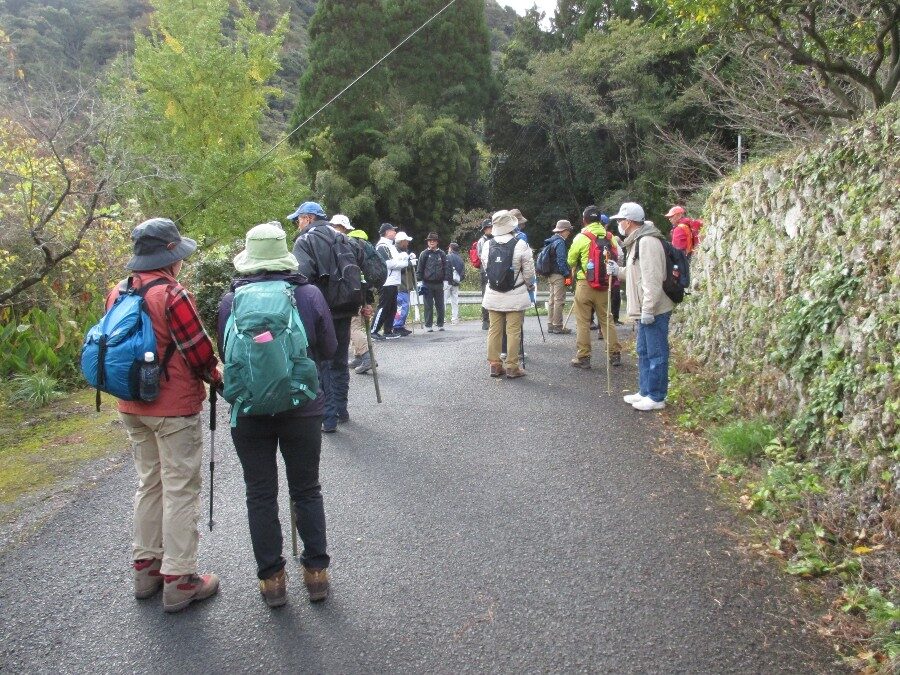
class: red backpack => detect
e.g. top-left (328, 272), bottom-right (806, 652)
top-left (582, 231), bottom-right (618, 291)
top-left (469, 240), bottom-right (481, 269)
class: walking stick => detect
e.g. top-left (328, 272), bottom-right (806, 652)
top-left (208, 386), bottom-right (216, 531)
top-left (604, 251), bottom-right (612, 396)
top-left (529, 287), bottom-right (546, 342)
top-left (406, 267), bottom-right (421, 332)
top-left (290, 502), bottom-right (298, 557)
top-left (363, 313), bottom-right (383, 403)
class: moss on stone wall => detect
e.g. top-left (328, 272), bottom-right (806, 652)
top-left (681, 102), bottom-right (899, 541)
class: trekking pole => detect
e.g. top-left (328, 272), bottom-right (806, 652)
top-left (208, 386), bottom-right (216, 531)
top-left (530, 287), bottom-right (546, 342)
top-left (290, 502), bottom-right (298, 557)
top-left (363, 313), bottom-right (383, 403)
top-left (604, 251), bottom-right (612, 396)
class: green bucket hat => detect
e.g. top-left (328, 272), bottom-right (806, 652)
top-left (233, 222), bottom-right (298, 274)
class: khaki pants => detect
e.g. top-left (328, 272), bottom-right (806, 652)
top-left (487, 310), bottom-right (524, 369)
top-left (547, 274), bottom-right (566, 328)
top-left (120, 413), bottom-right (203, 576)
top-left (350, 315), bottom-right (368, 357)
top-left (574, 280), bottom-right (621, 359)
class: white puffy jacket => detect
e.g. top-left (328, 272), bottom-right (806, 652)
top-left (376, 237), bottom-right (409, 287)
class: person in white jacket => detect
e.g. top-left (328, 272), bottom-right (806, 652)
top-left (607, 202), bottom-right (675, 412)
top-left (372, 223), bottom-right (409, 340)
top-left (480, 209), bottom-right (536, 379)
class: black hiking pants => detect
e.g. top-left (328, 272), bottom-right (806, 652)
top-left (232, 412), bottom-right (329, 579)
top-left (422, 281), bottom-right (445, 328)
top-left (372, 285), bottom-right (398, 335)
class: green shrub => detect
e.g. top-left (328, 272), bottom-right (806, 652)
top-left (709, 419), bottom-right (774, 462)
top-left (185, 239), bottom-right (243, 335)
top-left (8, 369), bottom-right (64, 408)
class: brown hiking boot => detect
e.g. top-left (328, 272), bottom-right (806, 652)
top-left (259, 569), bottom-right (287, 608)
top-left (303, 567), bottom-right (330, 603)
top-left (570, 356), bottom-right (591, 369)
top-left (609, 352), bottom-right (622, 367)
top-left (505, 366), bottom-right (526, 379)
top-left (557, 327), bottom-right (572, 335)
top-left (134, 558), bottom-right (163, 599)
top-left (162, 573), bottom-right (220, 613)
top-left (489, 361), bottom-right (506, 378)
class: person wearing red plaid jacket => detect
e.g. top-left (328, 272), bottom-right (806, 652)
top-left (106, 218), bottom-right (223, 613)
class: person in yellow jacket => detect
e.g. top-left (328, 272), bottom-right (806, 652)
top-left (567, 205), bottom-right (622, 369)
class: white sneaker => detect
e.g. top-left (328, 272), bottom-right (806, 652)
top-left (632, 397), bottom-right (665, 411)
top-left (623, 393), bottom-right (644, 404)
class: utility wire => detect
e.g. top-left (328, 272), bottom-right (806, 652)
top-left (175, 0), bottom-right (460, 224)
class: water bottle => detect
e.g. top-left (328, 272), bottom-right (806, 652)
top-left (139, 351), bottom-right (160, 402)
top-left (586, 259), bottom-right (595, 281)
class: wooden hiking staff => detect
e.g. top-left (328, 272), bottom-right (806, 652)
top-left (363, 314), bottom-right (383, 404)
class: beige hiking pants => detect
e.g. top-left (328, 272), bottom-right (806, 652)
top-left (120, 413), bottom-right (203, 576)
top-left (574, 280), bottom-right (621, 359)
top-left (350, 315), bottom-right (368, 357)
top-left (547, 274), bottom-right (566, 328)
top-left (487, 310), bottom-right (524, 370)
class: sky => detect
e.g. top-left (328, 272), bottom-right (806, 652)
top-left (499, 0), bottom-right (557, 20)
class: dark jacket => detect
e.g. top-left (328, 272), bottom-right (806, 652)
top-left (217, 272), bottom-right (337, 418)
top-left (417, 248), bottom-right (450, 284)
top-left (543, 234), bottom-right (571, 277)
top-left (447, 252), bottom-right (465, 287)
top-left (292, 221), bottom-right (363, 319)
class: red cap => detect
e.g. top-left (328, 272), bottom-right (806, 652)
top-left (665, 205), bottom-right (686, 218)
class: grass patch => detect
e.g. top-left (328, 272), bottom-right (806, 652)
top-left (0, 388), bottom-right (125, 507)
top-left (708, 419), bottom-right (774, 462)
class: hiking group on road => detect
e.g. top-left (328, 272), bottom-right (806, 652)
top-left (79, 195), bottom-right (699, 613)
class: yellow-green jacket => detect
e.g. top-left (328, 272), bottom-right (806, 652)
top-left (566, 222), bottom-right (608, 281)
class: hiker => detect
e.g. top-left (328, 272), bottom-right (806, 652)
top-left (609, 223), bottom-right (624, 325)
top-left (474, 218), bottom-right (493, 330)
top-left (416, 232), bottom-right (451, 332)
top-left (290, 201), bottom-right (380, 432)
top-left (540, 219), bottom-right (573, 334)
top-left (217, 222), bottom-right (337, 608)
top-left (445, 242), bottom-right (466, 324)
top-left (392, 232), bottom-right (416, 338)
top-left (110, 218), bottom-right (222, 612)
top-left (607, 203), bottom-right (674, 411)
top-left (481, 209), bottom-right (535, 378)
top-left (372, 223), bottom-right (408, 341)
top-left (509, 208), bottom-right (529, 244)
top-left (666, 205), bottom-right (701, 258)
top-left (334, 221), bottom-right (374, 374)
top-left (568, 206), bottom-right (622, 369)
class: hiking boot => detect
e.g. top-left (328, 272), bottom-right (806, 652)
top-left (338, 412), bottom-right (350, 424)
top-left (557, 327), bottom-right (572, 335)
top-left (506, 366), bottom-right (526, 379)
top-left (162, 573), bottom-right (219, 613)
top-left (609, 352), bottom-right (622, 367)
top-left (623, 392), bottom-right (644, 404)
top-left (303, 567), bottom-right (329, 603)
top-left (322, 421), bottom-right (337, 433)
top-left (371, 332), bottom-right (386, 341)
top-left (438, 326), bottom-right (445, 331)
top-left (349, 354), bottom-right (364, 369)
top-left (354, 352), bottom-right (372, 374)
top-left (481, 320), bottom-right (489, 331)
top-left (547, 326), bottom-right (559, 334)
top-left (259, 569), bottom-right (287, 608)
top-left (489, 362), bottom-right (506, 378)
top-left (570, 357), bottom-right (591, 369)
top-left (134, 558), bottom-right (163, 599)
top-left (632, 397), bottom-right (666, 412)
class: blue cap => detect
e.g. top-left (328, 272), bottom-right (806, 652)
top-left (286, 201), bottom-right (326, 220)
top-left (600, 214), bottom-right (610, 226)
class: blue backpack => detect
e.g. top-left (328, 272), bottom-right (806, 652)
top-left (81, 278), bottom-right (174, 411)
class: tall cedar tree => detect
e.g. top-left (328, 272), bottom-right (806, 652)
top-left (384, 0), bottom-right (493, 122)
top-left (291, 0), bottom-right (390, 165)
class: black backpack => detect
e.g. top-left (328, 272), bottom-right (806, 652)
top-left (632, 235), bottom-right (690, 304)
top-left (298, 227), bottom-right (363, 314)
top-left (535, 240), bottom-right (557, 277)
top-left (486, 239), bottom-right (523, 292)
top-left (357, 239), bottom-right (388, 289)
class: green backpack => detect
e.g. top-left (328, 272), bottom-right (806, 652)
top-left (223, 280), bottom-right (319, 426)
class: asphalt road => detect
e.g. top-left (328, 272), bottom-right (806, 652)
top-left (0, 319), bottom-right (841, 674)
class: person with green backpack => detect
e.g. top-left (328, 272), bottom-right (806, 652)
top-left (217, 223), bottom-right (337, 608)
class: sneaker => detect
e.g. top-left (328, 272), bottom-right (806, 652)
top-left (163, 573), bottom-right (219, 613)
top-left (354, 353), bottom-right (371, 374)
top-left (303, 567), bottom-right (330, 603)
top-left (506, 366), bottom-right (526, 379)
top-left (623, 393), bottom-right (644, 404)
top-left (371, 332), bottom-right (386, 341)
top-left (570, 357), bottom-right (591, 369)
top-left (490, 362), bottom-right (506, 378)
top-left (481, 320), bottom-right (489, 331)
top-left (259, 569), bottom-right (287, 608)
top-left (322, 422), bottom-right (337, 433)
top-left (609, 352), bottom-right (622, 367)
top-left (426, 327), bottom-right (434, 332)
top-left (338, 412), bottom-right (350, 424)
top-left (134, 558), bottom-right (163, 599)
top-left (349, 354), bottom-right (363, 369)
top-left (395, 327), bottom-right (412, 336)
top-left (385, 333), bottom-right (400, 340)
top-left (632, 397), bottom-right (666, 412)
top-left (438, 326), bottom-right (445, 331)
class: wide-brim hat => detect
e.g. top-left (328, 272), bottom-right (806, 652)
top-left (125, 218), bottom-right (197, 272)
top-left (553, 219), bottom-right (573, 233)
top-left (233, 222), bottom-right (299, 274)
top-left (491, 210), bottom-right (518, 236)
top-left (509, 208), bottom-right (527, 225)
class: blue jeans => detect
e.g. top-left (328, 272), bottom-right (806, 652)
top-left (320, 316), bottom-right (351, 428)
top-left (636, 311), bottom-right (671, 402)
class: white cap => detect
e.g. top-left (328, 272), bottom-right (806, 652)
top-left (394, 231), bottom-right (413, 243)
top-left (609, 202), bottom-right (645, 222)
top-left (329, 214), bottom-right (352, 229)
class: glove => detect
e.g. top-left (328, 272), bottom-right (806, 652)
top-left (409, 253), bottom-right (417, 265)
top-left (607, 261), bottom-right (620, 277)
top-left (528, 287), bottom-right (536, 304)
top-left (640, 312), bottom-right (655, 325)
